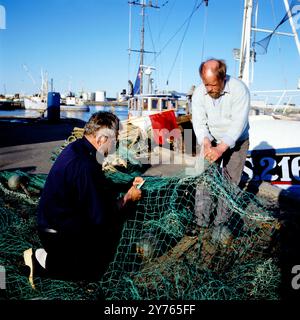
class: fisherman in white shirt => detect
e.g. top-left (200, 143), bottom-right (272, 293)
top-left (191, 58), bottom-right (250, 238)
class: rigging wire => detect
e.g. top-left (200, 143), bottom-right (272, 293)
top-left (270, 0), bottom-right (288, 89)
top-left (156, 0), bottom-right (177, 89)
top-left (150, 0), bottom-right (205, 65)
top-left (146, 15), bottom-right (157, 90)
top-left (161, 0), bottom-right (170, 7)
top-left (200, 1), bottom-right (209, 63)
top-left (165, 0), bottom-right (205, 86)
top-left (129, 2), bottom-right (140, 88)
top-left (157, 0), bottom-right (177, 44)
top-left (128, 2), bottom-right (133, 88)
top-left (146, 15), bottom-right (157, 60)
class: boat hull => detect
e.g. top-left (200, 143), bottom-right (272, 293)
top-left (24, 97), bottom-right (46, 110)
top-left (245, 115), bottom-right (300, 192)
top-left (24, 97), bottom-right (89, 112)
top-left (245, 147), bottom-right (300, 191)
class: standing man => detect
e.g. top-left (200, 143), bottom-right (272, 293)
top-left (26, 111), bottom-right (144, 281)
top-left (191, 59), bottom-right (250, 234)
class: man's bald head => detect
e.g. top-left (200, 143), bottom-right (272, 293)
top-left (199, 59), bottom-right (227, 99)
top-left (199, 59), bottom-right (227, 81)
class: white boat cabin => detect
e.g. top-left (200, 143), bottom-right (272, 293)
top-left (128, 93), bottom-right (180, 118)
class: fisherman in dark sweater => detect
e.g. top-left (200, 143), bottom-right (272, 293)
top-left (26, 111), bottom-right (143, 281)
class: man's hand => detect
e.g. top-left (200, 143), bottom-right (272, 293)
top-left (123, 177), bottom-right (144, 204)
top-left (132, 177), bottom-right (144, 189)
top-left (205, 141), bottom-right (229, 163)
top-left (202, 137), bottom-right (212, 159)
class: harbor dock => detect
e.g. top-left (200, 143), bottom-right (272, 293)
top-left (0, 118), bottom-right (86, 173)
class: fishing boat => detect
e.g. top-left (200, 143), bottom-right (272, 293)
top-left (239, 0), bottom-right (300, 192)
top-left (23, 70), bottom-right (89, 112)
top-left (24, 91), bottom-right (90, 112)
top-left (127, 1), bottom-right (187, 119)
top-left (24, 95), bottom-right (90, 112)
top-left (23, 95), bottom-right (46, 110)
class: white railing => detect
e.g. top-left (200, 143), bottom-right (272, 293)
top-left (251, 89), bottom-right (300, 113)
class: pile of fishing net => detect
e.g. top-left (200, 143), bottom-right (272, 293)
top-left (101, 164), bottom-right (281, 300)
top-left (0, 125), bottom-right (281, 300)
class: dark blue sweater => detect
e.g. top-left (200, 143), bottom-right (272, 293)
top-left (37, 136), bottom-right (120, 235)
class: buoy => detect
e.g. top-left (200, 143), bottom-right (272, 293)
top-left (7, 174), bottom-right (31, 197)
top-left (211, 225), bottom-right (233, 246)
top-left (136, 233), bottom-right (157, 260)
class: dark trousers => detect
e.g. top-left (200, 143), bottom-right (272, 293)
top-left (194, 139), bottom-right (249, 227)
top-left (38, 226), bottom-right (120, 281)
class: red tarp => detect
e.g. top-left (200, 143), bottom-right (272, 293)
top-left (149, 110), bottom-right (180, 145)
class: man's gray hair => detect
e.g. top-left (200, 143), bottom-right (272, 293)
top-left (83, 111), bottom-right (121, 136)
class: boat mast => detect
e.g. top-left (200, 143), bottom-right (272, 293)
top-left (140, 3), bottom-right (145, 95)
top-left (239, 0), bottom-right (300, 88)
top-left (128, 1), bottom-right (159, 94)
top-left (238, 0), bottom-right (253, 87)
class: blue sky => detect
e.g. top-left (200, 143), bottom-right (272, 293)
top-left (0, 0), bottom-right (299, 98)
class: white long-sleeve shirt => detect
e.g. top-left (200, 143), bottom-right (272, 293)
top-left (191, 75), bottom-right (250, 148)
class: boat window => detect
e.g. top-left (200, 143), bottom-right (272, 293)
top-left (143, 99), bottom-right (148, 110)
top-left (170, 100), bottom-right (177, 109)
top-left (162, 100), bottom-right (168, 109)
top-left (137, 99), bottom-right (142, 111)
top-left (129, 99), bottom-right (134, 110)
top-left (151, 99), bottom-right (158, 110)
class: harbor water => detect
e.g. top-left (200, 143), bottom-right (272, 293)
top-left (0, 105), bottom-right (129, 122)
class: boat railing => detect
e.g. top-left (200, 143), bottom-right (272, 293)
top-left (251, 89), bottom-right (300, 114)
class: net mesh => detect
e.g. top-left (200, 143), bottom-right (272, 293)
top-left (253, 0), bottom-right (300, 55)
top-left (0, 125), bottom-right (281, 300)
top-left (100, 165), bottom-right (281, 300)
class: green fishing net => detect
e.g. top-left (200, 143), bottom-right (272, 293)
top-left (0, 126), bottom-right (281, 300)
